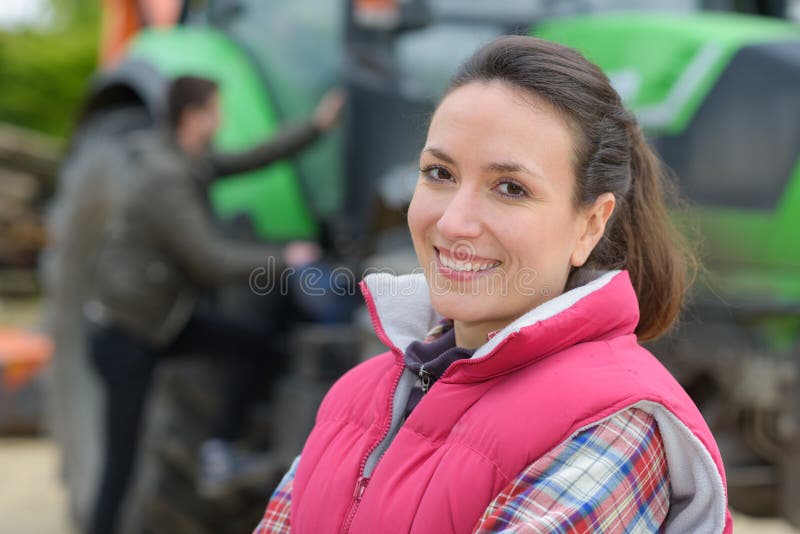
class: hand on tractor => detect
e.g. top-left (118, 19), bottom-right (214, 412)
top-left (313, 89), bottom-right (346, 132)
top-left (283, 241), bottom-right (323, 268)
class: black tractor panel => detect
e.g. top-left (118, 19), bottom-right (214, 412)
top-left (655, 40), bottom-right (800, 211)
top-left (343, 72), bottom-right (434, 242)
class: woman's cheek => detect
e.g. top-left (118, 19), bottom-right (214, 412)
top-left (407, 197), bottom-right (422, 241)
top-left (407, 193), bottom-right (433, 265)
top-left (408, 190), bottom-right (437, 237)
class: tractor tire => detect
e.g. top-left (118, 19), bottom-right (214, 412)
top-left (121, 321), bottom-right (359, 534)
top-left (649, 315), bottom-right (795, 521)
top-left (779, 351), bottom-right (800, 528)
top-left (42, 105), bottom-right (154, 527)
top-left (122, 359), bottom-right (279, 534)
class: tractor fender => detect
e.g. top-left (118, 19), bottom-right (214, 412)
top-left (76, 59), bottom-right (166, 129)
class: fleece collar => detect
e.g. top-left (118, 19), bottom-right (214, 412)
top-left (359, 270), bottom-right (640, 382)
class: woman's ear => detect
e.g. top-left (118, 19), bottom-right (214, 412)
top-left (570, 192), bottom-right (616, 267)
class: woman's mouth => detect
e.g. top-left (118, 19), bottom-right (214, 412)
top-left (434, 247), bottom-right (501, 276)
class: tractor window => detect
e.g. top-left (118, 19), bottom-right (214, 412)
top-left (654, 41), bottom-right (800, 211)
top-left (226, 0), bottom-right (345, 218)
top-left (426, 0), bottom-right (697, 21)
top-left (229, 0), bottom-right (343, 122)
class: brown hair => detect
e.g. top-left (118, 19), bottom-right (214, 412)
top-left (166, 75), bottom-right (219, 130)
top-left (445, 35), bottom-right (695, 340)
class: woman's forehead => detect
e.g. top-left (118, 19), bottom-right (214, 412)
top-left (425, 81), bottom-right (575, 176)
top-left (433, 81), bottom-right (565, 125)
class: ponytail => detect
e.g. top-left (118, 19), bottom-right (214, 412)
top-left (617, 125), bottom-right (696, 340)
top-left (567, 113), bottom-right (695, 341)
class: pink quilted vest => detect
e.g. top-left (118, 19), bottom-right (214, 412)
top-left (291, 271), bottom-right (732, 533)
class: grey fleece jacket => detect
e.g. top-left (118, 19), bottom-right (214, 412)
top-left (89, 121), bottom-right (320, 347)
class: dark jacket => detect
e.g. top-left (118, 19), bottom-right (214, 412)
top-left (89, 122), bottom-right (320, 347)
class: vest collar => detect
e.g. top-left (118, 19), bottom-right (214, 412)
top-left (359, 269), bottom-right (640, 382)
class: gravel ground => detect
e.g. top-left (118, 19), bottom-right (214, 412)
top-left (0, 436), bottom-right (798, 534)
top-left (1, 437), bottom-right (76, 534)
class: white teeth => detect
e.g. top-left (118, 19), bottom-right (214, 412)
top-left (438, 251), bottom-right (499, 272)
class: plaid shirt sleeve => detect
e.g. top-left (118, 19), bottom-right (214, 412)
top-left (253, 455), bottom-right (300, 534)
top-left (474, 408), bottom-right (670, 533)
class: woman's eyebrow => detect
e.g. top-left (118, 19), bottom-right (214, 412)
top-left (486, 160), bottom-right (546, 183)
top-left (486, 161), bottom-right (531, 175)
top-left (422, 146), bottom-right (456, 165)
top-left (423, 146), bottom-right (545, 182)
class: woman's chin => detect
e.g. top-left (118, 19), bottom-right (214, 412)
top-left (428, 292), bottom-right (494, 324)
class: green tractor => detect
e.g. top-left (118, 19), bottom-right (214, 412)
top-left (45, 0), bottom-right (800, 532)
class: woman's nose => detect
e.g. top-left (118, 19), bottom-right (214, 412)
top-left (435, 187), bottom-right (483, 239)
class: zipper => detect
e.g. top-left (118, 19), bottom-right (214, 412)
top-left (340, 363), bottom-right (404, 533)
top-left (440, 332), bottom-right (519, 380)
top-left (341, 476), bottom-right (369, 533)
top-left (419, 364), bottom-right (432, 394)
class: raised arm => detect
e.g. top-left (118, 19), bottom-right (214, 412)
top-left (211, 89), bottom-right (345, 177)
top-left (209, 121), bottom-right (321, 177)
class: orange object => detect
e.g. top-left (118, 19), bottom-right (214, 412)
top-left (100, 0), bottom-right (183, 67)
top-left (0, 328), bottom-right (53, 392)
top-left (354, 0), bottom-right (400, 28)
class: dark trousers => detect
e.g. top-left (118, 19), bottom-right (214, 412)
top-left (87, 311), bottom-right (282, 534)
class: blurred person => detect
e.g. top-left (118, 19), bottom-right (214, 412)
top-left (254, 36), bottom-right (732, 533)
top-left (86, 75), bottom-right (343, 534)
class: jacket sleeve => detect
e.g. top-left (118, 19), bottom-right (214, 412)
top-left (141, 172), bottom-right (283, 287)
top-left (209, 121), bottom-right (321, 178)
top-left (254, 455), bottom-right (300, 534)
top-left (473, 408), bottom-right (670, 533)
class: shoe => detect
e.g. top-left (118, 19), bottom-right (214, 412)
top-left (197, 439), bottom-right (280, 499)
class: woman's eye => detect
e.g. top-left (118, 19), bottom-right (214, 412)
top-left (422, 166), bottom-right (453, 182)
top-left (496, 181), bottom-right (528, 198)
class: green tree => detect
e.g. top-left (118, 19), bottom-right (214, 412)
top-left (0, 1), bottom-right (100, 138)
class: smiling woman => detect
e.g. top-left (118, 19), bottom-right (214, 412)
top-left (409, 81), bottom-right (614, 348)
top-left (254, 36), bottom-right (732, 534)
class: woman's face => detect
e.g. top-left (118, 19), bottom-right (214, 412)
top-left (408, 81), bottom-right (607, 340)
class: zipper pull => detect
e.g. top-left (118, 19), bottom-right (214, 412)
top-left (353, 476), bottom-right (369, 501)
top-left (419, 365), bottom-right (432, 394)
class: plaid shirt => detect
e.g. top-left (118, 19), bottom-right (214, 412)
top-left (254, 407), bottom-right (669, 533)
